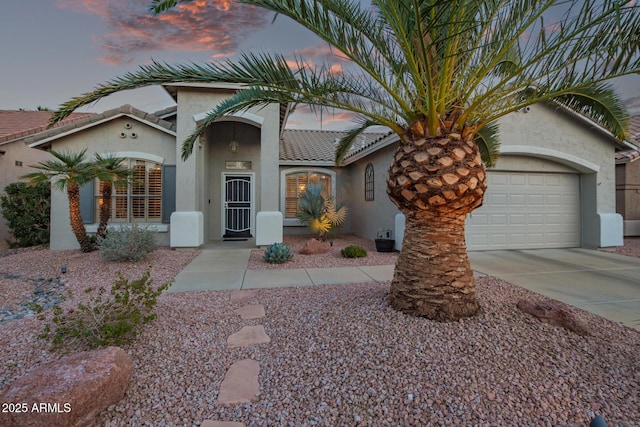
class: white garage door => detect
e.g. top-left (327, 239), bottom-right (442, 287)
top-left (466, 172), bottom-right (580, 250)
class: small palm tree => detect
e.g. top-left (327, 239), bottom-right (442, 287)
top-left (22, 149), bottom-right (95, 252)
top-left (296, 182), bottom-right (347, 240)
top-left (92, 154), bottom-right (131, 239)
top-left (51, 0), bottom-right (639, 320)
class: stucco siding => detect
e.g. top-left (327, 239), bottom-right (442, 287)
top-left (346, 143), bottom-right (401, 241)
top-left (46, 117), bottom-right (176, 250)
top-left (0, 141), bottom-right (49, 248)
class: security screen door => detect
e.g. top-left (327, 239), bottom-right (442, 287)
top-left (223, 174), bottom-right (253, 238)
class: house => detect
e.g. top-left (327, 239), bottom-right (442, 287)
top-left (20, 83), bottom-right (634, 251)
top-left (0, 110), bottom-right (94, 249)
top-left (615, 115), bottom-right (640, 236)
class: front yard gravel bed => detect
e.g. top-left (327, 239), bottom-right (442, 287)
top-left (249, 234), bottom-right (398, 269)
top-left (0, 241), bottom-right (639, 425)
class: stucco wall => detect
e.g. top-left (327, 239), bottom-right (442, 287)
top-left (173, 86), bottom-right (281, 242)
top-left (0, 141), bottom-right (50, 249)
top-left (346, 143), bottom-right (400, 241)
top-left (46, 117), bottom-right (176, 250)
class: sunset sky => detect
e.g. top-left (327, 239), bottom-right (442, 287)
top-left (1, 1), bottom-right (639, 131)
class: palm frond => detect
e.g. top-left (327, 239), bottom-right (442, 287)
top-left (474, 123), bottom-right (500, 169)
top-left (334, 118), bottom-right (381, 166)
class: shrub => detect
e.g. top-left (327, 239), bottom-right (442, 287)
top-left (0, 181), bottom-right (50, 247)
top-left (341, 245), bottom-right (368, 258)
top-left (38, 268), bottom-right (171, 351)
top-left (98, 224), bottom-right (158, 262)
top-left (263, 242), bottom-right (293, 264)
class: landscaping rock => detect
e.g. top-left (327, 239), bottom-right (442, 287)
top-left (299, 238), bottom-right (331, 255)
top-left (227, 325), bottom-right (271, 348)
top-left (0, 347), bottom-right (133, 427)
top-left (235, 304), bottom-right (266, 320)
top-left (516, 299), bottom-right (590, 335)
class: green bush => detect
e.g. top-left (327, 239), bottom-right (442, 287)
top-left (263, 242), bottom-right (293, 264)
top-left (98, 224), bottom-right (158, 262)
top-left (341, 245), bottom-right (368, 258)
top-left (38, 268), bottom-right (171, 351)
top-left (0, 181), bottom-right (50, 247)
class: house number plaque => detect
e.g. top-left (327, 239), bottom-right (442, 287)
top-left (225, 161), bottom-right (252, 170)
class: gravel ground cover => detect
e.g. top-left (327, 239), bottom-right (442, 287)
top-left (248, 234), bottom-right (398, 269)
top-left (1, 240), bottom-right (639, 426)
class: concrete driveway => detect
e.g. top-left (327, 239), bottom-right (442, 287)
top-left (468, 248), bottom-right (640, 330)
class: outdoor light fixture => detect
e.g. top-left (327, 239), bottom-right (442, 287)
top-left (229, 123), bottom-right (239, 153)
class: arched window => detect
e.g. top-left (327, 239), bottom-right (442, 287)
top-left (281, 168), bottom-right (337, 224)
top-left (95, 159), bottom-right (163, 222)
top-left (364, 163), bottom-right (374, 201)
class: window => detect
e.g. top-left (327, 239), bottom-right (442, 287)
top-left (95, 159), bottom-right (163, 223)
top-left (364, 163), bottom-right (374, 201)
top-left (281, 168), bottom-right (336, 221)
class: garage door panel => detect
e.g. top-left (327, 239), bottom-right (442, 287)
top-left (466, 172), bottom-right (580, 250)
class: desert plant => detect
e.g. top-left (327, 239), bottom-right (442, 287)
top-left (98, 224), bottom-right (158, 262)
top-left (92, 153), bottom-right (132, 239)
top-left (263, 242), bottom-right (293, 264)
top-left (341, 245), bottom-right (367, 258)
top-left (22, 149), bottom-right (95, 252)
top-left (296, 183), bottom-right (347, 240)
top-left (0, 181), bottom-right (50, 248)
top-left (38, 268), bottom-right (172, 351)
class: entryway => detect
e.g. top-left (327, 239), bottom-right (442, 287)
top-left (222, 173), bottom-right (254, 240)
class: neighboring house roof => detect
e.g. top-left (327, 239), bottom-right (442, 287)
top-left (280, 129), bottom-right (388, 165)
top-left (0, 110), bottom-right (95, 146)
top-left (615, 115), bottom-right (640, 164)
top-left (24, 104), bottom-right (176, 150)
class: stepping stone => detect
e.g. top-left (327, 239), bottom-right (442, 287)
top-left (227, 325), bottom-right (271, 348)
top-left (235, 304), bottom-right (266, 319)
top-left (216, 359), bottom-right (260, 405)
top-left (230, 289), bottom-right (260, 303)
top-left (201, 421), bottom-right (246, 427)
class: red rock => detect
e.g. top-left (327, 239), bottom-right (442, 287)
top-left (516, 299), bottom-right (590, 335)
top-left (216, 359), bottom-right (260, 405)
top-left (0, 347), bottom-right (133, 427)
top-left (299, 238), bottom-right (331, 255)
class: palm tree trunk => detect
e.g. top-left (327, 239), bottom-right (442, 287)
top-left (389, 211), bottom-right (478, 320)
top-left (67, 183), bottom-right (93, 252)
top-left (386, 130), bottom-right (487, 320)
top-left (97, 185), bottom-right (112, 239)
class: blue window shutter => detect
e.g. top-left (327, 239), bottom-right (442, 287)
top-left (162, 165), bottom-right (176, 223)
top-left (79, 181), bottom-right (94, 224)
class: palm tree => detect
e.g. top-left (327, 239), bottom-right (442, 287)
top-left (51, 0), bottom-right (639, 320)
top-left (92, 154), bottom-right (131, 239)
top-left (296, 182), bottom-right (348, 240)
top-left (22, 149), bottom-right (95, 252)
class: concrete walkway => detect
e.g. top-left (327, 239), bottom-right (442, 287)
top-left (171, 246), bottom-right (640, 330)
top-left (169, 248), bottom-right (395, 292)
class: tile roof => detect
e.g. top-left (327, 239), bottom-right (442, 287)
top-left (0, 110), bottom-right (95, 145)
top-left (615, 115), bottom-right (640, 164)
top-left (280, 129), bottom-right (388, 163)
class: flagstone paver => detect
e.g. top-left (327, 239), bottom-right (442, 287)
top-left (216, 359), bottom-right (260, 405)
top-left (201, 421), bottom-right (246, 427)
top-left (235, 304), bottom-right (266, 319)
top-left (227, 325), bottom-right (271, 348)
top-left (229, 289), bottom-right (260, 303)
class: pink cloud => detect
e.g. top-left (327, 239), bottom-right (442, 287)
top-left (57, 0), bottom-right (268, 65)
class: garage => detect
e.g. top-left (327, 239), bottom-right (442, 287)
top-left (466, 171), bottom-right (581, 250)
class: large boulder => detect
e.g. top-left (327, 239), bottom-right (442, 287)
top-left (299, 238), bottom-right (332, 255)
top-left (0, 346), bottom-right (133, 427)
top-left (516, 299), bottom-right (590, 335)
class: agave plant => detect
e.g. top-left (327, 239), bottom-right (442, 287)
top-left (296, 183), bottom-right (347, 240)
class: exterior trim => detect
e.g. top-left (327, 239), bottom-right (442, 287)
top-left (500, 145), bottom-right (600, 173)
top-left (193, 111), bottom-right (264, 128)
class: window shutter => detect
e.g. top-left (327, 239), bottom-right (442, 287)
top-left (79, 180), bottom-right (94, 224)
top-left (161, 165), bottom-right (176, 223)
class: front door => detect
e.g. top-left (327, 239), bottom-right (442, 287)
top-left (222, 173), bottom-right (253, 238)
